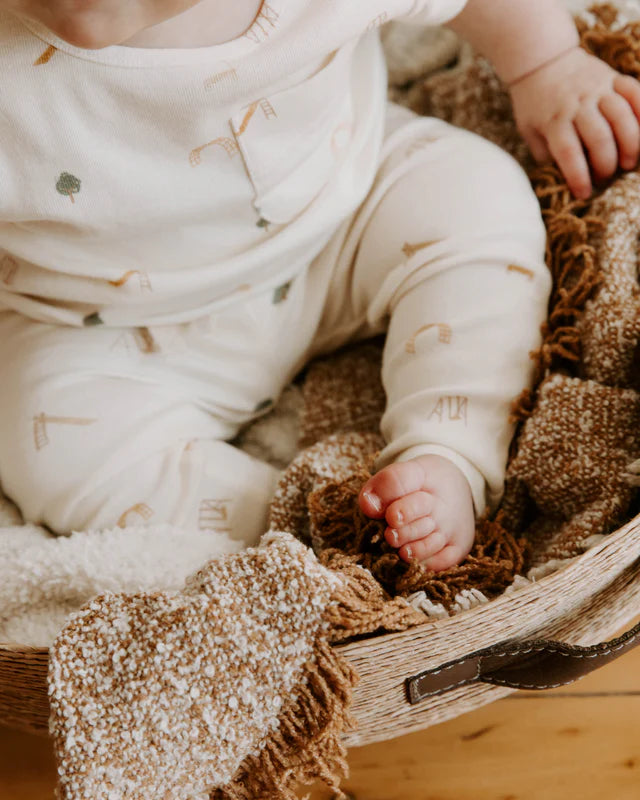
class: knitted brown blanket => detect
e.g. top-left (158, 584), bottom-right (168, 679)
top-left (49, 6), bottom-right (640, 800)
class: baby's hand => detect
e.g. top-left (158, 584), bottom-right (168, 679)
top-left (510, 47), bottom-right (640, 199)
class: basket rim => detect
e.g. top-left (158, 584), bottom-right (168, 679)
top-left (2, 510), bottom-right (640, 655)
top-left (336, 509), bottom-right (640, 653)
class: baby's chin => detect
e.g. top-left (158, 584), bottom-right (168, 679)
top-left (14, 1), bottom-right (211, 50)
top-left (51, 31), bottom-right (141, 49)
top-left (14, 8), bottom-right (187, 50)
top-left (16, 14), bottom-right (145, 50)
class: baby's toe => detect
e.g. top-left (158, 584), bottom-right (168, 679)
top-left (385, 491), bottom-right (434, 530)
top-left (421, 543), bottom-right (468, 572)
top-left (359, 461), bottom-right (427, 518)
top-left (392, 527), bottom-right (446, 560)
top-left (385, 515), bottom-right (437, 549)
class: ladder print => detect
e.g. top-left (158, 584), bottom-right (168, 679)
top-left (0, 255), bottom-right (18, 285)
top-left (117, 503), bottom-right (154, 528)
top-left (429, 396), bottom-right (468, 425)
top-left (405, 135), bottom-right (443, 159)
top-left (199, 499), bottom-right (232, 532)
top-left (260, 98), bottom-right (277, 120)
top-left (109, 329), bottom-right (157, 355)
top-left (402, 240), bottom-right (443, 259)
top-left (135, 327), bottom-right (157, 354)
top-left (244, 2), bottom-right (279, 43)
top-left (204, 65), bottom-right (239, 89)
top-left (189, 137), bottom-right (240, 166)
top-left (110, 331), bottom-right (135, 355)
top-left (405, 323), bottom-right (452, 353)
top-left (33, 414), bottom-right (98, 451)
top-left (234, 99), bottom-right (277, 137)
top-left (108, 270), bottom-right (152, 291)
top-left (367, 11), bottom-right (389, 30)
top-left (508, 264), bottom-right (536, 280)
top-left (34, 44), bottom-right (56, 65)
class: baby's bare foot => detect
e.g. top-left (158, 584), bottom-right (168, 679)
top-left (358, 454), bottom-right (476, 571)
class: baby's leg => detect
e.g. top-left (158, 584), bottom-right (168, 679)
top-left (0, 311), bottom-right (278, 548)
top-left (315, 108), bottom-right (550, 569)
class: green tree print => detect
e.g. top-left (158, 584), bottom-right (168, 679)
top-left (56, 172), bottom-right (81, 203)
top-left (254, 398), bottom-right (274, 413)
top-left (83, 312), bottom-right (104, 326)
top-left (272, 281), bottom-right (292, 304)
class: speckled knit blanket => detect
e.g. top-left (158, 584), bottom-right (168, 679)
top-left (49, 6), bottom-right (640, 800)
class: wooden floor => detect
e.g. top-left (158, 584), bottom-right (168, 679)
top-left (2, 627), bottom-right (639, 800)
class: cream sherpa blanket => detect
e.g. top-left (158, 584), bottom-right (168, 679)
top-left (0, 389), bottom-right (305, 647)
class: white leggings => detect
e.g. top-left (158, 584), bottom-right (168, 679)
top-left (0, 106), bottom-right (550, 545)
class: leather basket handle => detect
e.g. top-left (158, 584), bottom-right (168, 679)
top-left (406, 619), bottom-right (640, 705)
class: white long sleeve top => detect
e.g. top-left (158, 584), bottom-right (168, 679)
top-left (0, 1), bottom-right (467, 326)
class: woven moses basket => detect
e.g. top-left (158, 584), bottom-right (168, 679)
top-left (2, 5), bottom-right (640, 754)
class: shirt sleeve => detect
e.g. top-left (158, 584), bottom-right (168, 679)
top-left (403, 0), bottom-right (469, 26)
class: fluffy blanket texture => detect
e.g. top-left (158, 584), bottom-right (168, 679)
top-left (2, 3), bottom-right (640, 799)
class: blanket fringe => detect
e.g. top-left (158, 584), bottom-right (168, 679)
top-left (215, 551), bottom-right (437, 800)
top-left (578, 4), bottom-right (640, 77)
top-left (509, 170), bottom-right (602, 423)
top-left (510, 4), bottom-right (640, 424)
top-left (322, 554), bottom-right (426, 642)
top-left (214, 607), bottom-right (363, 799)
top-left (308, 471), bottom-right (527, 613)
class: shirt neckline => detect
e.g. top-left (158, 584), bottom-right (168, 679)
top-left (19, 0), bottom-right (268, 68)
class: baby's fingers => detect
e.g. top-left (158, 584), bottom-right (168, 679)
top-left (614, 74), bottom-right (640, 122)
top-left (546, 121), bottom-right (592, 199)
top-left (599, 94), bottom-right (640, 170)
top-left (523, 127), bottom-right (552, 164)
top-left (574, 106), bottom-right (618, 180)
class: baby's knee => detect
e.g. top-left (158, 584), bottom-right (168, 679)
top-left (449, 129), bottom-right (544, 238)
top-left (0, 428), bottom-right (90, 535)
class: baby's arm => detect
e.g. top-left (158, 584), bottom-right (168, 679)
top-left (447, 0), bottom-right (640, 198)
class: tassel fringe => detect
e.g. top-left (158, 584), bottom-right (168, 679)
top-left (215, 636), bottom-right (357, 800)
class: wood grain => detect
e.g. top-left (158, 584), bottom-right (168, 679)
top-left (1, 626), bottom-right (639, 800)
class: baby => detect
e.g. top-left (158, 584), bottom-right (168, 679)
top-left (0, 0), bottom-right (638, 571)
